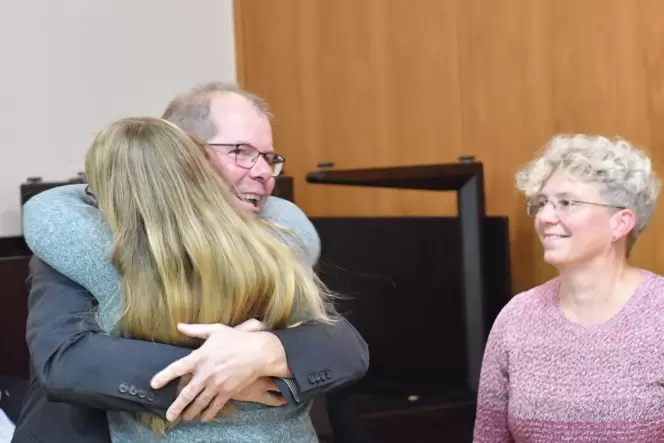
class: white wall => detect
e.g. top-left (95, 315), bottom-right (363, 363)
top-left (0, 0), bottom-right (237, 236)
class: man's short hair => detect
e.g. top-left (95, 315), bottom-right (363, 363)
top-left (161, 81), bottom-right (271, 141)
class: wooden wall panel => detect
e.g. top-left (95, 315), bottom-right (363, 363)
top-left (234, 0), bottom-right (664, 293)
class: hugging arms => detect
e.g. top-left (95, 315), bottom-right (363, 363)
top-left (20, 184), bottom-right (368, 426)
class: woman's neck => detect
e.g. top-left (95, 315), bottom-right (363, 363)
top-left (558, 257), bottom-right (640, 325)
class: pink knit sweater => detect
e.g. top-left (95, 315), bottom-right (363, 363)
top-left (473, 269), bottom-right (664, 443)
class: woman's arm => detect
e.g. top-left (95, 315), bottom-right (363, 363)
top-left (261, 196), bottom-right (320, 269)
top-left (22, 187), bottom-right (320, 311)
top-left (472, 309), bottom-right (514, 443)
top-left (22, 184), bottom-right (123, 330)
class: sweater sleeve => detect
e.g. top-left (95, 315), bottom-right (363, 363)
top-left (22, 184), bottom-right (123, 330)
top-left (473, 306), bottom-right (514, 443)
top-left (261, 196), bottom-right (320, 267)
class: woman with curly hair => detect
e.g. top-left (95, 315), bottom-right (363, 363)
top-left (474, 134), bottom-right (664, 442)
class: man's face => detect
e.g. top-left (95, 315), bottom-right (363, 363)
top-left (205, 94), bottom-right (276, 215)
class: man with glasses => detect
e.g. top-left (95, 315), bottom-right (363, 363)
top-left (12, 83), bottom-right (369, 443)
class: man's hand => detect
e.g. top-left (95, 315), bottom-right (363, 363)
top-left (233, 377), bottom-right (286, 407)
top-left (175, 374), bottom-right (286, 419)
top-left (150, 321), bottom-right (290, 423)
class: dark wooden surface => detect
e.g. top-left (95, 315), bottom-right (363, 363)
top-left (310, 394), bottom-right (475, 442)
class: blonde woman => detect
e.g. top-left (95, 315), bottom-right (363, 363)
top-left (473, 134), bottom-right (664, 442)
top-left (22, 117), bottom-right (335, 443)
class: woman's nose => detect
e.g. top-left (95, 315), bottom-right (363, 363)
top-left (536, 201), bottom-right (559, 223)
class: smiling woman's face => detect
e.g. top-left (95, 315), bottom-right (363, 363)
top-left (534, 169), bottom-right (619, 268)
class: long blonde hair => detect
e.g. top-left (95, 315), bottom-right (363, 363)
top-left (84, 117), bottom-right (334, 433)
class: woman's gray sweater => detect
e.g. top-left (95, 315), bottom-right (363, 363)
top-left (22, 184), bottom-right (321, 443)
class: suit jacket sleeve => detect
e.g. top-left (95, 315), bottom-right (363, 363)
top-left (25, 256), bottom-right (190, 417)
top-left (271, 315), bottom-right (369, 403)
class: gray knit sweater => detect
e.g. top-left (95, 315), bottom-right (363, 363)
top-left (22, 184), bottom-right (321, 443)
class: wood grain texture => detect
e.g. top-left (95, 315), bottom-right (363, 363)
top-left (234, 0), bottom-right (664, 293)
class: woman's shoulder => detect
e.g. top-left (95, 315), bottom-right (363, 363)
top-left (640, 268), bottom-right (664, 288)
top-left (492, 278), bottom-right (559, 328)
top-left (23, 183), bottom-right (100, 230)
top-left (636, 268), bottom-right (664, 305)
top-left (507, 278), bottom-right (558, 309)
top-left (24, 183), bottom-right (91, 209)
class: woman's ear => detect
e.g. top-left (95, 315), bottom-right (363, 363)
top-left (611, 209), bottom-right (637, 242)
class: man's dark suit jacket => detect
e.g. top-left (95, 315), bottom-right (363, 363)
top-left (11, 257), bottom-right (369, 443)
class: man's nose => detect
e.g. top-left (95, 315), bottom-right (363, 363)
top-left (249, 155), bottom-right (273, 180)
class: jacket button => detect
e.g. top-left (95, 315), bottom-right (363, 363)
top-left (308, 374), bottom-right (316, 384)
top-left (324, 369), bottom-right (331, 380)
top-left (129, 385), bottom-right (138, 396)
top-left (118, 383), bottom-right (129, 394)
top-left (138, 390), bottom-right (147, 399)
top-left (147, 394), bottom-right (156, 402)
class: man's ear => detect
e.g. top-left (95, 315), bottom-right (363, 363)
top-left (611, 209), bottom-right (637, 242)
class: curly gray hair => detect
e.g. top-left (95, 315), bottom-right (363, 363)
top-left (516, 134), bottom-right (661, 237)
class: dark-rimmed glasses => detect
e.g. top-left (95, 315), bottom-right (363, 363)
top-left (526, 198), bottom-right (625, 217)
top-left (208, 143), bottom-right (285, 177)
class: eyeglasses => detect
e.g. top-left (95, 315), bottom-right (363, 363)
top-left (526, 198), bottom-right (625, 217)
top-left (208, 143), bottom-right (285, 177)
